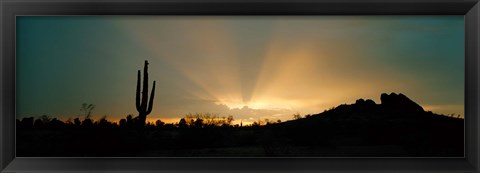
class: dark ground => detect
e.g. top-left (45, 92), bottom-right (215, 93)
top-left (16, 93), bottom-right (464, 157)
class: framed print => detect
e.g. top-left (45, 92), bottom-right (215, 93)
top-left (1, 0), bottom-right (479, 172)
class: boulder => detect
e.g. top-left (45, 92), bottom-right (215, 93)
top-left (364, 99), bottom-right (376, 107)
top-left (355, 98), bottom-right (377, 106)
top-left (380, 92), bottom-right (424, 113)
top-left (355, 99), bottom-right (365, 105)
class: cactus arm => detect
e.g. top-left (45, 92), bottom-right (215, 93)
top-left (141, 61), bottom-right (149, 110)
top-left (136, 70), bottom-right (142, 112)
top-left (146, 81), bottom-right (156, 115)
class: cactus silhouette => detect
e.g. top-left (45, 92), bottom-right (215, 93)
top-left (136, 60), bottom-right (156, 127)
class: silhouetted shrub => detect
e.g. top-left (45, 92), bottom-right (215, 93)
top-left (48, 118), bottom-right (64, 128)
top-left (155, 119), bottom-right (165, 128)
top-left (33, 119), bottom-right (44, 128)
top-left (20, 117), bottom-right (34, 129)
top-left (178, 118), bottom-right (188, 129)
top-left (15, 93), bottom-right (464, 157)
top-left (119, 119), bottom-right (127, 127)
top-left (82, 118), bottom-right (93, 127)
top-left (74, 118), bottom-right (81, 126)
top-left (126, 114), bottom-right (134, 128)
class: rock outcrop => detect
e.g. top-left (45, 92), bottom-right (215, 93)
top-left (354, 98), bottom-right (377, 109)
top-left (380, 92), bottom-right (424, 113)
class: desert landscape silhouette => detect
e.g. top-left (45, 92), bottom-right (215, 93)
top-left (16, 60), bottom-right (464, 157)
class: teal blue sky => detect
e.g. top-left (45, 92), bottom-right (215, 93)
top-left (16, 16), bottom-right (464, 124)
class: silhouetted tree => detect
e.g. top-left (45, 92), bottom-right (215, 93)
top-left (265, 118), bottom-right (271, 125)
top-left (183, 113), bottom-right (235, 127)
top-left (136, 60), bottom-right (156, 127)
top-left (20, 117), bottom-right (34, 128)
top-left (146, 121), bottom-right (154, 128)
top-left (39, 115), bottom-right (52, 123)
top-left (97, 115), bottom-right (110, 128)
top-left (164, 123), bottom-right (175, 130)
top-left (226, 115), bottom-right (234, 126)
top-left (49, 118), bottom-right (64, 128)
top-left (126, 114), bottom-right (134, 128)
top-left (155, 119), bottom-right (165, 127)
top-left (33, 119), bottom-right (43, 128)
top-left (80, 103), bottom-right (95, 119)
top-left (119, 119), bottom-right (127, 127)
top-left (65, 118), bottom-right (73, 125)
top-left (194, 118), bottom-right (204, 128)
top-left (82, 118), bottom-right (93, 127)
top-left (132, 116), bottom-right (140, 126)
top-left (74, 118), bottom-right (81, 126)
top-left (293, 113), bottom-right (302, 120)
top-left (178, 118), bottom-right (187, 129)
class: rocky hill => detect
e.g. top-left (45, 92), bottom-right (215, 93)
top-left (269, 93), bottom-right (464, 156)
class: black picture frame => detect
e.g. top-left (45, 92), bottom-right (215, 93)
top-left (1, 0), bottom-right (479, 172)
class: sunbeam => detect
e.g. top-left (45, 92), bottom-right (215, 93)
top-left (15, 16), bottom-right (464, 122)
top-left (111, 16), bottom-right (464, 121)
top-left (15, 15), bottom-right (466, 158)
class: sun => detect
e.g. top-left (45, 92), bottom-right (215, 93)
top-left (216, 99), bottom-right (293, 111)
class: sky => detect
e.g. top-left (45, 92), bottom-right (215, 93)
top-left (16, 16), bottom-right (464, 124)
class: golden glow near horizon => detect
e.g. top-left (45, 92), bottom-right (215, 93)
top-left (16, 16), bottom-right (465, 123)
top-left (116, 16), bottom-right (464, 123)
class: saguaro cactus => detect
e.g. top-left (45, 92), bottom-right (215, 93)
top-left (136, 60), bottom-right (156, 127)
